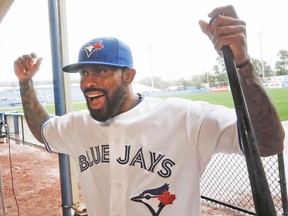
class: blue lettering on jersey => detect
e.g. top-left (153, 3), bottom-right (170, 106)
top-left (78, 145), bottom-right (175, 178)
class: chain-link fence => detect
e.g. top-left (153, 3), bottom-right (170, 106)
top-left (201, 152), bottom-right (288, 215)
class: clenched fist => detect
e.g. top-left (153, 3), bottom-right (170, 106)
top-left (14, 53), bottom-right (43, 81)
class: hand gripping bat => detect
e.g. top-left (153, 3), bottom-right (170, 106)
top-left (209, 16), bottom-right (277, 215)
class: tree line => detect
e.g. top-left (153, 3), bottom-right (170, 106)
top-left (137, 49), bottom-right (288, 90)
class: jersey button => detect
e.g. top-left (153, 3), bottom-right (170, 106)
top-left (117, 182), bottom-right (122, 187)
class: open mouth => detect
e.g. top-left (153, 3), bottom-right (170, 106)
top-left (85, 91), bottom-right (106, 109)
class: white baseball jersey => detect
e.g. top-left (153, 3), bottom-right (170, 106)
top-left (42, 96), bottom-right (242, 216)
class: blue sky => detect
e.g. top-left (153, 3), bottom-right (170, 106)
top-left (1, 0), bottom-right (288, 82)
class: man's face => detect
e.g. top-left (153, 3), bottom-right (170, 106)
top-left (79, 65), bottom-right (127, 122)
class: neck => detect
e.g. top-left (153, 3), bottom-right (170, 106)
top-left (119, 89), bottom-right (140, 114)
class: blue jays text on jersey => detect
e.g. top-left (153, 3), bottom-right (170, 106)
top-left (78, 144), bottom-right (176, 178)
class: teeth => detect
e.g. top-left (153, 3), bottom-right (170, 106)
top-left (86, 93), bottom-right (102, 98)
top-left (87, 94), bottom-right (100, 97)
top-left (87, 94), bottom-right (101, 98)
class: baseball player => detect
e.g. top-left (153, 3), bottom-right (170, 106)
top-left (14, 5), bottom-right (284, 216)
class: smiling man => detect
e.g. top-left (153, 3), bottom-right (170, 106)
top-left (63, 37), bottom-right (140, 123)
top-left (13, 5), bottom-right (284, 216)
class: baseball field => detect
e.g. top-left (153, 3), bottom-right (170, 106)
top-left (1, 87), bottom-right (287, 121)
top-left (172, 87), bottom-right (288, 121)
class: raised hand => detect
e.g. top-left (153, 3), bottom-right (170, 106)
top-left (14, 53), bottom-right (43, 81)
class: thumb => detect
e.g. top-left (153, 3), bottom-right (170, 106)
top-left (198, 19), bottom-right (210, 37)
top-left (34, 57), bottom-right (43, 71)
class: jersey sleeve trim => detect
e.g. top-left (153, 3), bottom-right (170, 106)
top-left (41, 117), bottom-right (54, 153)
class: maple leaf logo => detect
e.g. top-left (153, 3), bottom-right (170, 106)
top-left (158, 190), bottom-right (176, 205)
top-left (93, 42), bottom-right (104, 50)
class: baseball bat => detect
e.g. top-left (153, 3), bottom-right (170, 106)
top-left (221, 45), bottom-right (277, 215)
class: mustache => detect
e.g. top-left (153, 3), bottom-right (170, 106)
top-left (84, 87), bottom-right (107, 95)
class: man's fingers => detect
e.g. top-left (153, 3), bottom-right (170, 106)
top-left (31, 52), bottom-right (37, 58)
top-left (18, 53), bottom-right (41, 72)
top-left (208, 5), bottom-right (238, 19)
top-left (35, 57), bottom-right (43, 70)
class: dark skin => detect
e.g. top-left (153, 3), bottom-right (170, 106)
top-left (14, 5), bottom-right (284, 156)
top-left (14, 54), bottom-right (138, 142)
top-left (199, 5), bottom-right (284, 156)
top-left (79, 64), bottom-right (138, 122)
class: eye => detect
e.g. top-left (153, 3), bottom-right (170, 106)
top-left (94, 67), bottom-right (107, 74)
top-left (79, 70), bottom-right (88, 78)
top-left (144, 195), bottom-right (151, 200)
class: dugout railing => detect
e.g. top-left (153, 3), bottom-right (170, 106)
top-left (1, 112), bottom-right (288, 215)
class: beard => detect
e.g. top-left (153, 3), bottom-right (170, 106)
top-left (86, 84), bottom-right (127, 123)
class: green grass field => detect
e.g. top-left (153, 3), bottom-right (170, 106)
top-left (168, 88), bottom-right (288, 121)
top-left (1, 88), bottom-right (287, 121)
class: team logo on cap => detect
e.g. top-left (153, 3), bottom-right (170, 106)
top-left (84, 40), bottom-right (104, 58)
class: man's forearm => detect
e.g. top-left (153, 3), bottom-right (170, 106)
top-left (238, 63), bottom-right (285, 156)
top-left (19, 79), bottom-right (50, 143)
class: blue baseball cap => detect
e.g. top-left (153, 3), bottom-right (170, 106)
top-left (62, 37), bottom-right (133, 72)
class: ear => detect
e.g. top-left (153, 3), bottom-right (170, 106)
top-left (123, 68), bottom-right (136, 85)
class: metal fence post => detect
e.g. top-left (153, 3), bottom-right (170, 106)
top-left (278, 153), bottom-right (288, 216)
top-left (13, 113), bottom-right (19, 135)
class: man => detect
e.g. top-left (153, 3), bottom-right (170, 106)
top-left (14, 5), bottom-right (284, 216)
